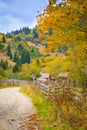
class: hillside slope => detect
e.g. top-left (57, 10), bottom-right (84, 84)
top-left (0, 52), bottom-right (15, 67)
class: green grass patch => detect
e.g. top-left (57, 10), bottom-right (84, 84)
top-left (20, 84), bottom-right (59, 130)
top-left (0, 83), bottom-right (19, 89)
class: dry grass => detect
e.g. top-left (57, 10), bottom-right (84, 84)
top-left (20, 84), bottom-right (87, 130)
top-left (0, 52), bottom-right (15, 67)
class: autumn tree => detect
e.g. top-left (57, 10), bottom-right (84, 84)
top-left (37, 0), bottom-right (87, 87)
top-left (67, 43), bottom-right (87, 88)
top-left (37, 0), bottom-right (87, 49)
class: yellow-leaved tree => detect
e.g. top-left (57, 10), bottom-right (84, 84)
top-left (37, 0), bottom-right (87, 86)
top-left (38, 0), bottom-right (87, 49)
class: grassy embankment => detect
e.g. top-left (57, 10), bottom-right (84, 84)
top-left (20, 84), bottom-right (87, 130)
top-left (20, 84), bottom-right (59, 130)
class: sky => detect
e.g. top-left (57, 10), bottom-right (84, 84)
top-left (0, 0), bottom-right (61, 34)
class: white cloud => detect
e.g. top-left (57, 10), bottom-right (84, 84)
top-left (0, 14), bottom-right (37, 33)
top-left (29, 20), bottom-right (37, 29)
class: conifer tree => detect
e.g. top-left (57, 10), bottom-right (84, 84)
top-left (6, 44), bottom-right (12, 59)
top-left (13, 64), bottom-right (19, 73)
top-left (13, 52), bottom-right (18, 62)
top-left (2, 35), bottom-right (6, 43)
top-left (21, 50), bottom-right (30, 64)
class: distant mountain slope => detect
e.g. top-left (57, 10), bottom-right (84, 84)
top-left (0, 52), bottom-right (15, 67)
top-left (0, 27), bottom-right (43, 68)
top-left (27, 41), bottom-right (45, 54)
top-left (6, 26), bottom-right (41, 45)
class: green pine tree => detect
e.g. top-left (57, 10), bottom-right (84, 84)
top-left (6, 44), bottom-right (12, 59)
top-left (21, 50), bottom-right (30, 64)
top-left (2, 35), bottom-right (6, 43)
top-left (13, 64), bottom-right (19, 73)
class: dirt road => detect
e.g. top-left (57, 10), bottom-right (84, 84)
top-left (0, 87), bottom-right (40, 130)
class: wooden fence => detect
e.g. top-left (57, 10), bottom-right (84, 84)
top-left (38, 82), bottom-right (69, 96)
top-left (0, 79), bottom-right (30, 85)
top-left (36, 81), bottom-right (86, 99)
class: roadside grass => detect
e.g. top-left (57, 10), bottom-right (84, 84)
top-left (20, 84), bottom-right (87, 130)
top-left (20, 84), bottom-right (59, 130)
top-left (0, 83), bottom-right (19, 89)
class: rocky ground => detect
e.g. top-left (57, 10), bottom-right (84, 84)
top-left (0, 87), bottom-right (41, 130)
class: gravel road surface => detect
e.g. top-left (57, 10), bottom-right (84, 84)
top-left (0, 87), bottom-right (40, 130)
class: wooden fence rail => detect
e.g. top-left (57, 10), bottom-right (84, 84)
top-left (37, 81), bottom-right (85, 98)
top-left (0, 79), bottom-right (30, 85)
top-left (38, 82), bottom-right (68, 96)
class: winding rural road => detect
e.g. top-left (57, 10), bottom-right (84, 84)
top-left (0, 87), bottom-right (40, 130)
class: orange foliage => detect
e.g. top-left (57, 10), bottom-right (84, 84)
top-left (37, 0), bottom-right (86, 50)
top-left (39, 33), bottom-right (45, 40)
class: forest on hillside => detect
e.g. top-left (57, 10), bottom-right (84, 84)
top-left (0, 26), bottom-right (44, 79)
